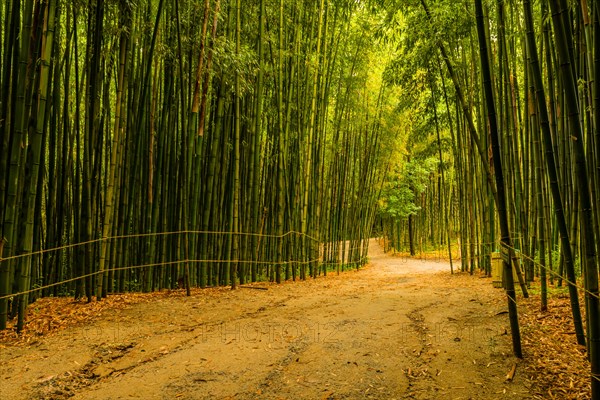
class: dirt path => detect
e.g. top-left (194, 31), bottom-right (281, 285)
top-left (1, 239), bottom-right (531, 399)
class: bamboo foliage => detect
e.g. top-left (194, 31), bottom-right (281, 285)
top-left (0, 0), bottom-right (395, 331)
top-left (374, 0), bottom-right (599, 395)
top-left (2, 3), bottom-right (599, 395)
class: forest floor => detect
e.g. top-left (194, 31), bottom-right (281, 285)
top-left (0, 239), bottom-right (585, 399)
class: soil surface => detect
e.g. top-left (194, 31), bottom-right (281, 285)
top-left (1, 239), bottom-right (531, 399)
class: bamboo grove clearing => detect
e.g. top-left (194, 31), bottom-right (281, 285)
top-left (1, 0), bottom-right (600, 398)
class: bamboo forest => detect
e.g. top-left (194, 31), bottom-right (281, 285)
top-left (1, 0), bottom-right (600, 399)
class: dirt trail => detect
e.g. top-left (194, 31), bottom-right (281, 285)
top-left (1, 239), bottom-right (530, 399)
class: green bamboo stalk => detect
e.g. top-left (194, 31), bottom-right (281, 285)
top-left (17, 0), bottom-right (57, 331)
top-left (523, 0), bottom-right (587, 346)
top-left (474, 0), bottom-right (522, 358)
top-left (547, 1), bottom-right (600, 395)
top-left (0, 0), bottom-right (35, 328)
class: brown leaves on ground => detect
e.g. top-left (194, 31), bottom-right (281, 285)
top-left (516, 286), bottom-right (591, 400)
top-left (1, 263), bottom-right (595, 400)
top-left (0, 287), bottom-right (231, 347)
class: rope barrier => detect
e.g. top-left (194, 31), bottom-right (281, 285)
top-left (499, 241), bottom-right (600, 301)
top-left (392, 235), bottom-right (600, 389)
top-left (0, 229), bottom-right (320, 263)
top-left (0, 257), bottom-right (323, 301)
top-left (0, 229), bottom-right (340, 301)
top-left (384, 236), bottom-right (600, 302)
top-left (3, 233), bottom-right (595, 310)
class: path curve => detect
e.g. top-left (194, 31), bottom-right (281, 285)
top-left (0, 239), bottom-right (530, 399)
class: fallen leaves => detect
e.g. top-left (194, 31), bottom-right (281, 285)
top-left (505, 363), bottom-right (516, 381)
top-left (36, 375), bottom-right (55, 383)
top-left (520, 291), bottom-right (592, 399)
top-left (0, 287), bottom-right (227, 346)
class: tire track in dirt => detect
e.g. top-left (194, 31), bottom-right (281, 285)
top-left (402, 302), bottom-right (443, 399)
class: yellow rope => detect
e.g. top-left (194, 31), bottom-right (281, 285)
top-left (0, 229), bottom-right (320, 263)
top-left (499, 241), bottom-right (600, 301)
top-left (0, 257), bottom-right (322, 301)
